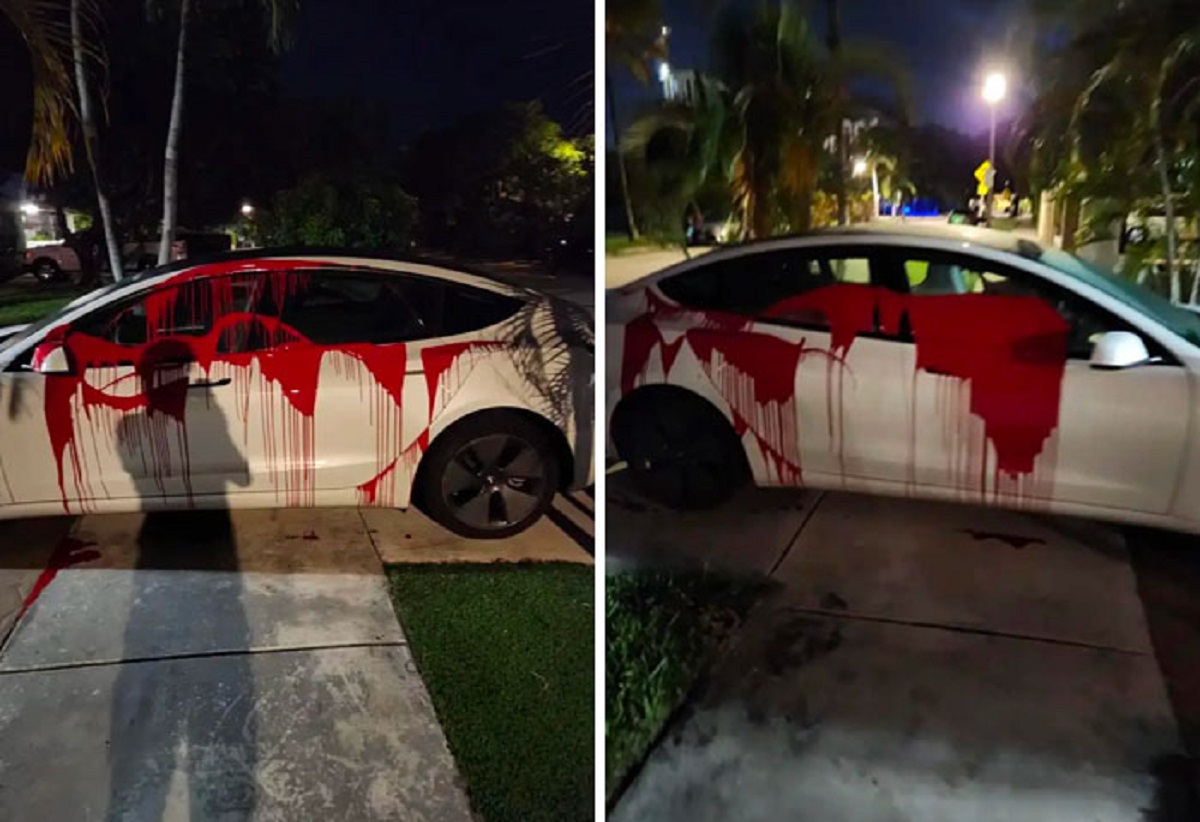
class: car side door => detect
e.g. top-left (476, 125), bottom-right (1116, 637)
top-left (1, 271), bottom-right (265, 510)
top-left (250, 267), bottom-right (526, 507)
top-left (877, 246), bottom-right (1189, 513)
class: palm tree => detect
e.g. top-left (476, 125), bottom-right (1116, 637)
top-left (621, 74), bottom-right (737, 236)
top-left (2, 0), bottom-right (76, 183)
top-left (606, 0), bottom-right (666, 241)
top-left (154, 0), bottom-right (297, 265)
top-left (859, 125), bottom-right (913, 218)
top-left (1026, 0), bottom-right (1200, 300)
top-left (4, 0), bottom-right (124, 279)
top-left (70, 0), bottom-right (122, 280)
top-left (710, 0), bottom-right (908, 238)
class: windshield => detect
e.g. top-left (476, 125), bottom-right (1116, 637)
top-left (1039, 247), bottom-right (1200, 348)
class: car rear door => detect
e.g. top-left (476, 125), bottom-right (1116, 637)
top-left (629, 245), bottom-right (913, 486)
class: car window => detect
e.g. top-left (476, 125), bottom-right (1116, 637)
top-left (892, 251), bottom-right (1155, 361)
top-left (658, 249), bottom-right (876, 318)
top-left (261, 271), bottom-right (430, 345)
top-left (68, 274), bottom-right (260, 358)
top-left (440, 281), bottom-right (525, 336)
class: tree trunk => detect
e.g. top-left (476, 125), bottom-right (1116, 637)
top-left (870, 164), bottom-right (880, 220)
top-left (1061, 197), bottom-right (1080, 252)
top-left (71, 0), bottom-right (123, 282)
top-left (1152, 124), bottom-right (1179, 302)
top-left (607, 75), bottom-right (640, 241)
top-left (826, 0), bottom-right (848, 226)
top-left (1189, 256), bottom-right (1200, 305)
top-left (158, 0), bottom-right (191, 266)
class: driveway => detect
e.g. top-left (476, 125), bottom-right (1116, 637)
top-left (0, 497), bottom-right (592, 820)
top-left (608, 476), bottom-right (1195, 821)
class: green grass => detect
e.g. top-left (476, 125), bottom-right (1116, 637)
top-left (0, 294), bottom-right (76, 325)
top-left (0, 280), bottom-right (87, 325)
top-left (386, 562), bottom-right (594, 822)
top-left (606, 570), bottom-right (765, 801)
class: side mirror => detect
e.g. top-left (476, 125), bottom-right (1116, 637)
top-left (1090, 330), bottom-right (1153, 370)
top-left (32, 342), bottom-right (73, 375)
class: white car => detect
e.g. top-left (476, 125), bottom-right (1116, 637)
top-left (0, 250), bottom-right (593, 538)
top-left (607, 223), bottom-right (1200, 535)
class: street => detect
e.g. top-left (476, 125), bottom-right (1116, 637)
top-left (0, 498), bottom-right (593, 820)
top-left (607, 476), bottom-right (1199, 821)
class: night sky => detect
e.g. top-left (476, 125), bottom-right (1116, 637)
top-left (1, 0), bottom-right (593, 173)
top-left (279, 0), bottom-right (593, 139)
top-left (611, 0), bottom-right (1032, 143)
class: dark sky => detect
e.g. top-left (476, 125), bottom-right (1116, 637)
top-left (611, 0), bottom-right (1032, 143)
top-left (1, 0), bottom-right (593, 173)
top-left (280, 0), bottom-right (594, 139)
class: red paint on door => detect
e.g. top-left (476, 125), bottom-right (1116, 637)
top-left (621, 284), bottom-right (1070, 487)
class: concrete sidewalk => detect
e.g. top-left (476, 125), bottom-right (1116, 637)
top-left (611, 489), bottom-right (1188, 821)
top-left (0, 508), bottom-right (479, 821)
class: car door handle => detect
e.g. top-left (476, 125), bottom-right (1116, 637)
top-left (188, 378), bottom-right (232, 390)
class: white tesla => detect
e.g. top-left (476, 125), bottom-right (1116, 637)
top-left (607, 223), bottom-right (1200, 534)
top-left (0, 251), bottom-right (593, 538)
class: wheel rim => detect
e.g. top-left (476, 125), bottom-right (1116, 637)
top-left (441, 434), bottom-right (547, 530)
top-left (36, 263), bottom-right (55, 281)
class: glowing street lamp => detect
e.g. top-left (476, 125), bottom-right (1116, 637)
top-left (240, 202), bottom-right (254, 217)
top-left (982, 72), bottom-right (1007, 106)
top-left (19, 202), bottom-right (39, 217)
top-left (982, 71), bottom-right (1007, 226)
top-left (852, 158), bottom-right (868, 177)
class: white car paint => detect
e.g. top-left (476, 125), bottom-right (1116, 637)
top-left (608, 224), bottom-right (1200, 535)
top-left (0, 253), bottom-right (593, 533)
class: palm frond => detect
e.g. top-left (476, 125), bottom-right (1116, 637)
top-left (3, 0), bottom-right (77, 183)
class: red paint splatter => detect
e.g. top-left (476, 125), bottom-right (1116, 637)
top-left (621, 284), bottom-right (1070, 488)
top-left (356, 458), bottom-right (398, 505)
top-left (18, 537), bottom-right (101, 619)
top-left (421, 341), bottom-right (502, 418)
top-left (39, 259), bottom-right (515, 512)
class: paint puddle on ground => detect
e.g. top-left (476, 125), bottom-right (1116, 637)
top-left (961, 528), bottom-right (1047, 550)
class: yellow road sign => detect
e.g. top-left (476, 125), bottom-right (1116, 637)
top-left (975, 160), bottom-right (994, 195)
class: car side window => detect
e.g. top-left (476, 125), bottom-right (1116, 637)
top-left (259, 270), bottom-right (431, 346)
top-left (892, 251), bottom-right (1157, 361)
top-left (658, 249), bottom-right (875, 319)
top-left (68, 275), bottom-right (260, 359)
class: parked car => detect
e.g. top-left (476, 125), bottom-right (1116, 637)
top-left (0, 249), bottom-right (594, 537)
top-left (607, 222), bottom-right (1200, 535)
top-left (23, 242), bottom-right (83, 283)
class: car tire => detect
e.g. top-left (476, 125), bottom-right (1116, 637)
top-left (612, 389), bottom-right (748, 510)
top-left (32, 259), bottom-right (63, 283)
top-left (417, 411), bottom-right (560, 539)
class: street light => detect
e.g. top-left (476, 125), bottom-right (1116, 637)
top-left (240, 202), bottom-right (254, 217)
top-left (852, 158), bottom-right (868, 177)
top-left (982, 71), bottom-right (1007, 226)
top-left (19, 202), bottom-right (39, 217)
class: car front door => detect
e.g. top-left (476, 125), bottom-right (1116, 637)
top-left (877, 247), bottom-right (1189, 513)
top-left (633, 246), bottom-right (912, 485)
top-left (2, 271), bottom-right (266, 510)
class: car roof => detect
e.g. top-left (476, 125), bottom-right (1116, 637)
top-left (107, 247), bottom-right (537, 299)
top-left (613, 223), bottom-right (1046, 291)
